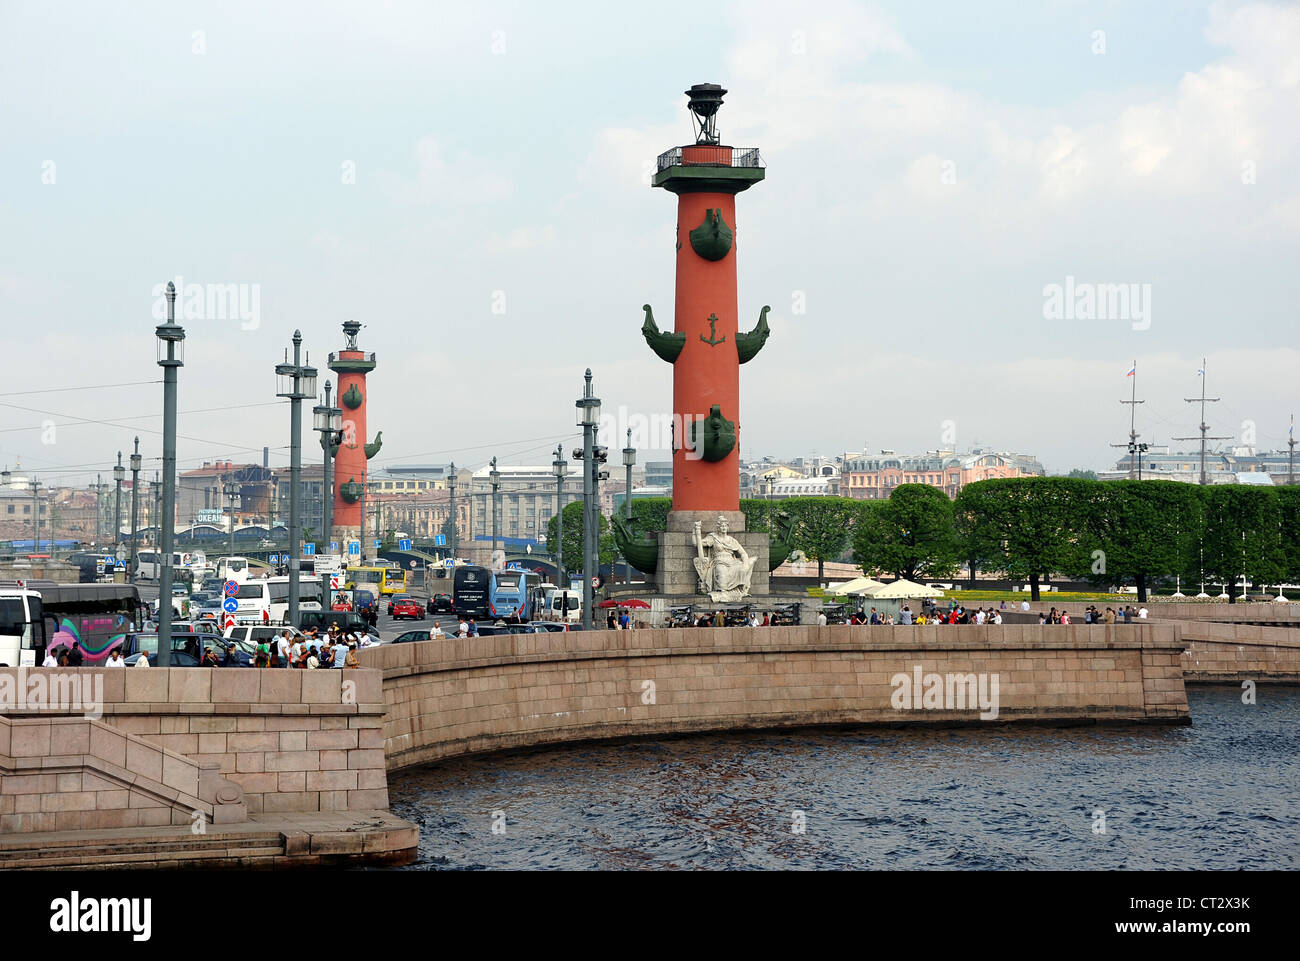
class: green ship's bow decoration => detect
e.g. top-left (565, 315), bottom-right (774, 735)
top-left (319, 433), bottom-right (340, 456)
top-left (364, 431), bottom-right (383, 459)
top-left (641, 304), bottom-right (685, 364)
top-left (736, 305), bottom-right (771, 364)
top-left (689, 208), bottom-right (733, 261)
top-left (610, 515), bottom-right (660, 575)
top-left (768, 510), bottom-right (795, 571)
top-left (341, 383), bottom-right (363, 410)
top-left (339, 477), bottom-right (363, 504)
top-left (688, 404), bottom-right (736, 462)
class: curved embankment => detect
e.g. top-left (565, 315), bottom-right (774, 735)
top-left (356, 623), bottom-right (1190, 771)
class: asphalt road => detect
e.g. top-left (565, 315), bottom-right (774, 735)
top-left (137, 581), bottom-right (460, 642)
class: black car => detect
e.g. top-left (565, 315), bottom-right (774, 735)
top-left (392, 629), bottom-right (439, 643)
top-left (427, 593), bottom-right (453, 614)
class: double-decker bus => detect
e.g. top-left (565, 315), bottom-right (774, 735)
top-left (489, 569), bottom-right (542, 621)
top-left (345, 565), bottom-right (408, 597)
top-left (452, 565), bottom-right (490, 619)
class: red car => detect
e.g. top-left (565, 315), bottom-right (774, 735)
top-left (388, 595), bottom-right (424, 620)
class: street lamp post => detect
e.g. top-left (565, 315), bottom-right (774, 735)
top-left (129, 438), bottom-right (142, 581)
top-left (155, 282), bottom-right (185, 665)
top-left (152, 472), bottom-right (161, 548)
top-left (224, 480), bottom-right (239, 558)
top-left (489, 456), bottom-right (501, 563)
top-left (622, 429), bottom-right (636, 586)
top-left (573, 369), bottom-right (601, 631)
top-left (447, 462), bottom-right (457, 560)
top-left (313, 381), bottom-right (343, 556)
top-left (275, 331), bottom-right (318, 627)
top-left (113, 452), bottom-right (125, 551)
top-left (30, 478), bottom-right (41, 554)
top-left (94, 473), bottom-right (103, 546)
top-left (552, 445), bottom-right (567, 587)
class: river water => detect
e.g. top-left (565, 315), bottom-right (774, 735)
top-left (388, 686), bottom-right (1299, 870)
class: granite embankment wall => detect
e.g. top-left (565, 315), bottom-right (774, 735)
top-left (0, 667), bottom-right (387, 821)
top-left (357, 623), bottom-right (1191, 771)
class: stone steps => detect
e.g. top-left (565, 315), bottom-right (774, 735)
top-left (0, 830), bottom-right (285, 868)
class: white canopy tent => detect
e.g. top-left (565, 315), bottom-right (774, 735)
top-left (865, 579), bottom-right (945, 599)
top-left (830, 576), bottom-right (887, 596)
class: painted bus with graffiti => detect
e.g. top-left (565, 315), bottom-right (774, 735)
top-left (33, 581), bottom-right (145, 665)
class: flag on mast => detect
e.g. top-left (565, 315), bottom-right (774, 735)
top-left (1125, 365), bottom-right (1136, 377)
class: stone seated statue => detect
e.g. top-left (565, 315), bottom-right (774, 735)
top-left (692, 514), bottom-right (756, 603)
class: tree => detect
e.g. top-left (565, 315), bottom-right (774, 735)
top-left (852, 484), bottom-right (959, 582)
top-left (1070, 479), bottom-right (1201, 602)
top-left (1066, 469), bottom-right (1098, 480)
top-left (782, 496), bottom-right (858, 579)
top-left (1276, 486), bottom-right (1300, 584)
top-left (1199, 485), bottom-right (1283, 601)
top-left (545, 500), bottom-right (615, 570)
top-left (953, 478), bottom-right (1084, 601)
top-left (628, 497), bottom-right (672, 535)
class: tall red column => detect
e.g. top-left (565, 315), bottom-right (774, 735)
top-left (647, 86), bottom-right (765, 519)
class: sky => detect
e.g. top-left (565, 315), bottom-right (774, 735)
top-left (2, 0), bottom-right (1298, 486)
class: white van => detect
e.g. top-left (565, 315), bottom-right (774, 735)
top-left (546, 588), bottom-right (581, 624)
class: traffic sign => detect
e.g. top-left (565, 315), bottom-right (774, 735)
top-left (303, 543), bottom-right (316, 556)
top-left (223, 614), bottom-right (236, 629)
top-left (373, 538), bottom-right (381, 548)
top-left (444, 559), bottom-right (455, 569)
top-left (330, 574), bottom-right (341, 590)
top-left (348, 543), bottom-right (360, 556)
top-left (223, 598), bottom-right (239, 613)
top-left (330, 541), bottom-right (339, 552)
top-left (433, 534), bottom-right (446, 547)
top-left (398, 538), bottom-right (412, 551)
top-left (223, 580), bottom-right (239, 597)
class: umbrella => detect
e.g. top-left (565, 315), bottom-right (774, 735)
top-left (865, 579), bottom-right (945, 599)
top-left (831, 576), bottom-right (887, 596)
top-left (597, 598), bottom-right (651, 609)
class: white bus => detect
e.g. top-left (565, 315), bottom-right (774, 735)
top-left (267, 575), bottom-right (323, 624)
top-left (134, 549), bottom-right (209, 583)
top-left (0, 582), bottom-right (45, 667)
top-left (231, 579), bottom-right (271, 624)
top-left (213, 556), bottom-right (251, 583)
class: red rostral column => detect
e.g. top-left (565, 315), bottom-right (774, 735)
top-left (328, 320), bottom-right (381, 551)
top-left (644, 83), bottom-right (767, 515)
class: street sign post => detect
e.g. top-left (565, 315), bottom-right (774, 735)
top-left (433, 534), bottom-right (446, 547)
top-left (329, 541), bottom-right (339, 552)
top-left (398, 538), bottom-right (412, 551)
top-left (303, 543), bottom-right (316, 556)
top-left (348, 543), bottom-right (360, 556)
top-left (223, 580), bottom-right (239, 597)
top-left (223, 598), bottom-right (238, 614)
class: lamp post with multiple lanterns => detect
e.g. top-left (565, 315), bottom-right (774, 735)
top-left (129, 437), bottom-right (142, 581)
top-left (275, 331), bottom-right (318, 627)
top-left (313, 380), bottom-right (343, 555)
top-left (155, 281), bottom-right (185, 664)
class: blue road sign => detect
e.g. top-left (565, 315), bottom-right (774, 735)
top-left (304, 543), bottom-right (316, 555)
top-left (444, 558), bottom-right (455, 568)
top-left (433, 534), bottom-right (446, 547)
top-left (373, 539), bottom-right (381, 548)
top-left (330, 541), bottom-right (339, 552)
top-left (348, 543), bottom-right (360, 556)
top-left (398, 538), bottom-right (412, 551)
top-left (223, 598), bottom-right (238, 613)
top-left (223, 580), bottom-right (239, 597)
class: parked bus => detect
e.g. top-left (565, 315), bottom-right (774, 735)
top-left (134, 549), bottom-right (209, 583)
top-left (0, 581), bottom-right (46, 667)
top-left (231, 579), bottom-right (272, 625)
top-left (452, 565), bottom-right (491, 619)
top-left (267, 575), bottom-right (323, 623)
top-left (345, 565), bottom-right (408, 597)
top-left (10, 580), bottom-right (144, 665)
top-left (490, 569), bottom-right (542, 621)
